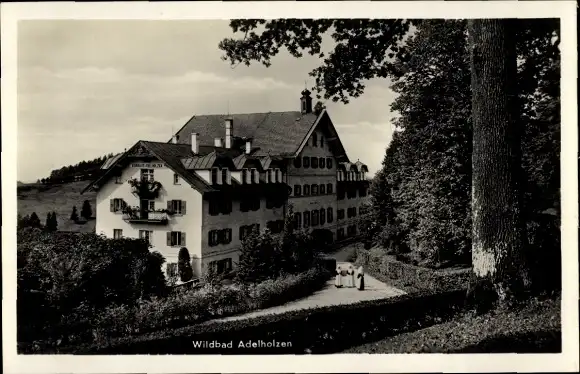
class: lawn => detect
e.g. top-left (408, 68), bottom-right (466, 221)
top-left (17, 181), bottom-right (96, 232)
top-left (342, 295), bottom-right (561, 353)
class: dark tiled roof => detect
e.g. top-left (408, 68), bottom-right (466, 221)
top-left (173, 111), bottom-right (319, 156)
top-left (82, 141), bottom-right (215, 194)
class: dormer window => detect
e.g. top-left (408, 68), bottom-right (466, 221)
top-left (222, 169), bottom-right (230, 185)
top-left (275, 169), bottom-right (282, 183)
top-left (141, 169), bottom-right (154, 182)
top-left (251, 168), bottom-right (259, 184)
top-left (211, 167), bottom-right (222, 185)
top-left (242, 168), bottom-right (252, 184)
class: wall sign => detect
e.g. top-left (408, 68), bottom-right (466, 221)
top-left (131, 163), bottom-right (165, 168)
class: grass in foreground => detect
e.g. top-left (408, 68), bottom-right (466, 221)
top-left (342, 295), bottom-right (561, 353)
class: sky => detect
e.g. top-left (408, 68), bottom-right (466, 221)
top-left (17, 20), bottom-right (397, 182)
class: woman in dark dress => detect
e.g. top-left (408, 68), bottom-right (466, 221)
top-left (356, 266), bottom-right (365, 291)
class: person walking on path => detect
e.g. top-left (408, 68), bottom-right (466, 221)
top-left (356, 266), bottom-right (365, 291)
top-left (346, 264), bottom-right (355, 288)
top-left (335, 265), bottom-right (343, 288)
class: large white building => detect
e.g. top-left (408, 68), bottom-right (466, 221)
top-left (83, 89), bottom-right (370, 279)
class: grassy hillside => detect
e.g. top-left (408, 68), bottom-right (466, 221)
top-left (17, 181), bottom-right (97, 233)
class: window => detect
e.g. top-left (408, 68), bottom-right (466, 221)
top-left (320, 208), bottom-right (326, 225)
top-left (327, 158), bottom-right (333, 169)
top-left (110, 198), bottom-right (126, 213)
top-left (209, 229), bottom-right (232, 246)
top-left (293, 157), bottom-right (302, 168)
top-left (311, 184), bottom-right (318, 195)
top-left (337, 185), bottom-right (346, 200)
top-left (293, 212), bottom-right (302, 229)
top-left (211, 168), bottom-right (220, 184)
top-left (312, 132), bottom-right (318, 147)
top-left (222, 169), bottom-right (229, 184)
top-left (359, 186), bottom-right (368, 197)
top-left (311, 157), bottom-right (318, 168)
top-left (303, 211), bottom-right (311, 228)
top-left (167, 231), bottom-right (186, 246)
top-left (209, 199), bottom-right (220, 215)
top-left (220, 199), bottom-right (232, 214)
top-left (327, 207), bottom-right (334, 223)
top-left (275, 168), bottom-right (282, 183)
top-left (320, 136), bottom-right (324, 148)
top-left (115, 175), bottom-right (122, 184)
top-left (169, 200), bottom-right (186, 215)
top-left (327, 183), bottom-right (333, 194)
top-left (337, 209), bottom-right (345, 220)
top-left (113, 229), bottom-right (123, 239)
top-left (174, 173), bottom-right (180, 184)
top-left (303, 184), bottom-right (310, 196)
top-left (240, 224), bottom-right (260, 241)
top-left (140, 168), bottom-right (154, 181)
top-left (347, 187), bottom-right (357, 199)
top-left (319, 158), bottom-right (325, 169)
top-left (320, 184), bottom-right (325, 195)
top-left (251, 168), bottom-right (259, 184)
top-left (242, 168), bottom-right (251, 184)
top-left (139, 230), bottom-right (153, 244)
top-left (337, 228), bottom-right (345, 240)
top-left (267, 220), bottom-right (284, 234)
top-left (312, 210), bottom-right (319, 226)
top-left (303, 156), bottom-right (310, 168)
top-left (338, 170), bottom-right (344, 181)
top-left (294, 185), bottom-right (302, 196)
top-left (251, 197), bottom-right (260, 211)
top-left (210, 258), bottom-right (233, 275)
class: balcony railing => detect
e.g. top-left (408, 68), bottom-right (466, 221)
top-left (122, 211), bottom-right (169, 224)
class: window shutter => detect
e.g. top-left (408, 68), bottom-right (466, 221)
top-left (167, 232), bottom-right (172, 246)
top-left (110, 199), bottom-right (115, 212)
top-left (182, 201), bottom-right (186, 215)
top-left (181, 232), bottom-right (186, 246)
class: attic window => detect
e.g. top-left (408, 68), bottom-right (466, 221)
top-left (320, 136), bottom-right (324, 148)
top-left (312, 133), bottom-right (318, 147)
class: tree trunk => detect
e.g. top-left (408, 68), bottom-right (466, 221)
top-left (468, 19), bottom-right (529, 303)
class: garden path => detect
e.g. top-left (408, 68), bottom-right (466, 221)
top-left (206, 258), bottom-right (406, 324)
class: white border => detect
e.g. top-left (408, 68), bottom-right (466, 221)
top-left (2, 2), bottom-right (578, 373)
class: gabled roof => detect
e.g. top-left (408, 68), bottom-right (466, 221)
top-left (82, 141), bottom-right (214, 194)
top-left (173, 111), bottom-right (320, 157)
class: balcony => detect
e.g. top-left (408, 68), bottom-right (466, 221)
top-left (122, 210), bottom-right (169, 224)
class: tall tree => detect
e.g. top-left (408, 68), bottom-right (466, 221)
top-left (468, 19), bottom-right (528, 301)
top-left (219, 18), bottom-right (557, 301)
top-left (70, 206), bottom-right (79, 222)
top-left (177, 247), bottom-right (194, 282)
top-left (81, 200), bottom-right (93, 220)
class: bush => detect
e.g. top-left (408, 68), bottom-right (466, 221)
top-left (355, 248), bottom-right (472, 293)
top-left (35, 266), bottom-right (331, 352)
top-left (17, 228), bottom-right (167, 350)
top-left (74, 288), bottom-right (467, 354)
top-left (177, 247), bottom-right (193, 282)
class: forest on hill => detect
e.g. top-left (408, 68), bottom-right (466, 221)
top-left (36, 153), bottom-right (116, 185)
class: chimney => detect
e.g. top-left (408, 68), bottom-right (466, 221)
top-left (191, 132), bottom-right (198, 154)
top-left (171, 135), bottom-right (177, 144)
top-left (214, 138), bottom-right (223, 147)
top-left (300, 89), bottom-right (313, 114)
top-left (245, 140), bottom-right (252, 154)
top-left (225, 118), bottom-right (233, 148)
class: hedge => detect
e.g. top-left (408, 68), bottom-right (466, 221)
top-left (355, 248), bottom-right (472, 293)
top-left (65, 288), bottom-right (468, 354)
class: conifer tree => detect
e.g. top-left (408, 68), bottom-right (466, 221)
top-left (70, 206), bottom-right (79, 222)
top-left (177, 247), bottom-right (193, 282)
top-left (81, 200), bottom-right (93, 220)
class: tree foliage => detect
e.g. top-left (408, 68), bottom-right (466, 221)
top-left (177, 247), bottom-right (194, 282)
top-left (70, 206), bottom-right (79, 222)
top-left (81, 200), bottom-right (93, 220)
top-left (237, 205), bottom-right (320, 283)
top-left (221, 19), bottom-right (561, 294)
top-left (17, 228), bottom-right (166, 343)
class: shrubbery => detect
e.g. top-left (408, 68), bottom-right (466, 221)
top-left (72, 288), bottom-right (467, 354)
top-left (237, 205), bottom-right (321, 283)
top-left (59, 266), bottom-right (330, 349)
top-left (17, 228), bottom-right (167, 350)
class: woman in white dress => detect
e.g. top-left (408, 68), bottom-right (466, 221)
top-left (356, 266), bottom-right (365, 291)
top-left (335, 265), bottom-right (343, 288)
top-left (346, 265), bottom-right (355, 288)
